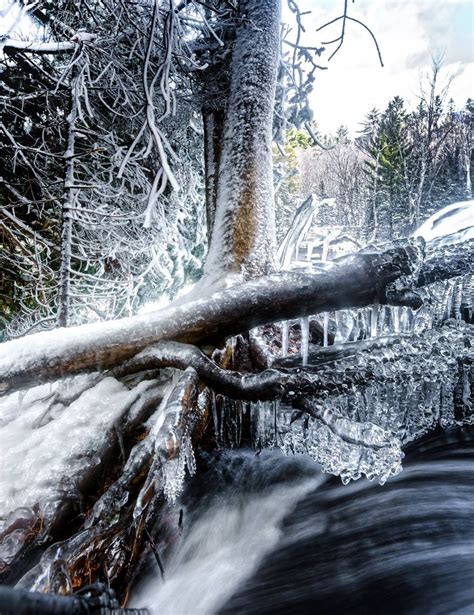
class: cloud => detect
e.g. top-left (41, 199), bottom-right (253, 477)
top-left (285, 0), bottom-right (473, 135)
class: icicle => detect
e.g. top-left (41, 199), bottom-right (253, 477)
top-left (334, 311), bottom-right (340, 343)
top-left (172, 368), bottom-right (180, 387)
top-left (323, 312), bottom-right (329, 347)
top-left (273, 400), bottom-right (279, 447)
top-left (256, 401), bottom-right (267, 448)
top-left (360, 308), bottom-right (370, 339)
top-left (321, 238), bottom-right (329, 262)
top-left (453, 279), bottom-right (463, 320)
top-left (393, 306), bottom-right (401, 334)
top-left (370, 298), bottom-right (379, 338)
top-left (211, 391), bottom-right (219, 446)
top-left (281, 320), bottom-right (289, 357)
top-left (300, 316), bottom-right (309, 365)
top-left (230, 336), bottom-right (237, 368)
top-left (445, 281), bottom-right (455, 319)
top-left (250, 402), bottom-right (259, 448)
top-left (237, 401), bottom-right (243, 448)
top-left (219, 396), bottom-right (225, 444)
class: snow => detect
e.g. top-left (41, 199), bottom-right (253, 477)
top-left (413, 200), bottom-right (474, 246)
top-left (0, 376), bottom-right (144, 524)
top-left (0, 39), bottom-right (76, 55)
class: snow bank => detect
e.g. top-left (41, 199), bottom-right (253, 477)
top-left (0, 376), bottom-right (141, 524)
top-left (413, 200), bottom-right (474, 246)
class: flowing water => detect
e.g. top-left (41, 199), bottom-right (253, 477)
top-left (130, 427), bottom-right (474, 615)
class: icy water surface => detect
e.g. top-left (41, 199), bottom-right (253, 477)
top-left (131, 427), bottom-right (474, 615)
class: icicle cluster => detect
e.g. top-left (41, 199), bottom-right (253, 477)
top-left (239, 323), bottom-right (473, 486)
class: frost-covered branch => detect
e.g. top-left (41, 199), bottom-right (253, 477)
top-left (1, 38), bottom-right (77, 54)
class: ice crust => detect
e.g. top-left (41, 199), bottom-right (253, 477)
top-left (0, 376), bottom-right (142, 524)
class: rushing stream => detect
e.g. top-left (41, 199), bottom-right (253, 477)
top-left (130, 427), bottom-right (474, 614)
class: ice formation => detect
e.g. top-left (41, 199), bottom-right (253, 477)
top-left (300, 317), bottom-right (309, 366)
top-left (0, 376), bottom-right (144, 524)
top-left (245, 323), bottom-right (473, 485)
top-left (243, 200), bottom-right (474, 484)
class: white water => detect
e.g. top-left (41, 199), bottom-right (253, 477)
top-left (130, 472), bottom-right (322, 614)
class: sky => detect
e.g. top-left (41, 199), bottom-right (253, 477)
top-left (2, 0), bottom-right (472, 137)
top-left (284, 0), bottom-right (474, 136)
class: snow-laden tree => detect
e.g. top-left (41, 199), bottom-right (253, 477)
top-left (1, 0), bottom-right (207, 335)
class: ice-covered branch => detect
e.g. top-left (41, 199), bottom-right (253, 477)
top-left (0, 38), bottom-right (77, 54)
top-left (6, 240), bottom-right (471, 394)
top-left (114, 340), bottom-right (288, 401)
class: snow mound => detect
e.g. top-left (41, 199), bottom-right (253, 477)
top-left (0, 377), bottom-right (141, 523)
top-left (413, 200), bottom-right (474, 246)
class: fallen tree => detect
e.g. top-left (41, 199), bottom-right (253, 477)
top-left (1, 239), bottom-right (472, 395)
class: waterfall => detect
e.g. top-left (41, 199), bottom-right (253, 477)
top-left (130, 429), bottom-right (474, 614)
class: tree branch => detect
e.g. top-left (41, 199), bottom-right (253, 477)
top-left (1, 240), bottom-right (472, 395)
top-left (1, 38), bottom-right (77, 54)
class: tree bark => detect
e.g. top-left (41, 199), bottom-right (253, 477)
top-left (202, 107), bottom-right (225, 237)
top-left (203, 0), bottom-right (281, 280)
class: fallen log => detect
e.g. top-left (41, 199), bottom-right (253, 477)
top-left (1, 240), bottom-right (472, 395)
top-left (12, 369), bottom-right (207, 605)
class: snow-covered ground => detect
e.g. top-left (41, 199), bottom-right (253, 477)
top-left (0, 376), bottom-right (144, 527)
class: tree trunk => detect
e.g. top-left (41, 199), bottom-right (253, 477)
top-left (202, 107), bottom-right (225, 237)
top-left (57, 65), bottom-right (79, 327)
top-left (203, 0), bottom-right (281, 281)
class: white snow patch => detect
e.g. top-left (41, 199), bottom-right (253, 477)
top-left (0, 376), bottom-right (140, 523)
top-left (413, 200), bottom-right (474, 246)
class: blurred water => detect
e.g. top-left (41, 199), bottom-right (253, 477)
top-left (130, 427), bottom-right (474, 615)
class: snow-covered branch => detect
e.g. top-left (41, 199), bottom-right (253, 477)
top-left (1, 38), bottom-right (77, 54)
top-left (3, 239), bottom-right (472, 394)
